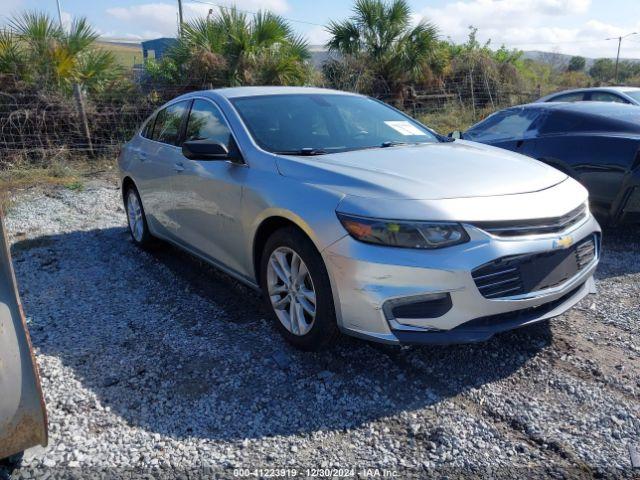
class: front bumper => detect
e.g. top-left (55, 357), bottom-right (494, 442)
top-left (322, 213), bottom-right (600, 345)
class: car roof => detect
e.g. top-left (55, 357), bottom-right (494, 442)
top-left (545, 86), bottom-right (640, 95)
top-left (198, 86), bottom-right (358, 99)
top-left (512, 101), bottom-right (640, 114)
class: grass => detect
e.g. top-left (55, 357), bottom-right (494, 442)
top-left (97, 41), bottom-right (143, 68)
top-left (0, 156), bottom-right (117, 213)
top-left (64, 180), bottom-right (84, 192)
top-left (418, 103), bottom-right (500, 135)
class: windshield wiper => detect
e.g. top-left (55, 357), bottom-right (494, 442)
top-left (274, 148), bottom-right (329, 156)
top-left (380, 140), bottom-right (409, 148)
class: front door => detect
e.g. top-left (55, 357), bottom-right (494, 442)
top-left (171, 98), bottom-right (248, 276)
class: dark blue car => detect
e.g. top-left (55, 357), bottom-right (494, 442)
top-left (455, 102), bottom-right (640, 225)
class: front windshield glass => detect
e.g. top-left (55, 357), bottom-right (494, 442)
top-left (230, 94), bottom-right (438, 154)
top-left (625, 90), bottom-right (640, 103)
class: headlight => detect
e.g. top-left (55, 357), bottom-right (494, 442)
top-left (337, 213), bottom-right (469, 249)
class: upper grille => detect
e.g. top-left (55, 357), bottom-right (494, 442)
top-left (472, 234), bottom-right (597, 299)
top-left (472, 203), bottom-right (587, 237)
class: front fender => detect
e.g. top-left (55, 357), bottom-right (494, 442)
top-left (241, 171), bottom-right (347, 281)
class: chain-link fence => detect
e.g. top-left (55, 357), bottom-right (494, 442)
top-left (0, 75), bottom-right (541, 168)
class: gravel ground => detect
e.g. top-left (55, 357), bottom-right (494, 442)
top-left (1, 176), bottom-right (639, 478)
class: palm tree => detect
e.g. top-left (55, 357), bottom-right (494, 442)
top-left (6, 11), bottom-right (119, 92)
top-left (165, 7), bottom-right (311, 87)
top-left (326, 0), bottom-right (440, 98)
top-left (0, 29), bottom-right (26, 77)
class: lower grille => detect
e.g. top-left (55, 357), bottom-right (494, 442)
top-left (472, 235), bottom-right (597, 299)
top-left (459, 283), bottom-right (584, 329)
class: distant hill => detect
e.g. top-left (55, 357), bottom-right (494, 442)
top-left (522, 50), bottom-right (640, 70)
top-left (97, 40), bottom-right (640, 70)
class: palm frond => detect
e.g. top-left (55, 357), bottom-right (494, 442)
top-left (64, 17), bottom-right (99, 56)
top-left (0, 30), bottom-right (25, 75)
top-left (326, 20), bottom-right (360, 55)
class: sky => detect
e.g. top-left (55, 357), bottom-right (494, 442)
top-left (1, 0), bottom-right (639, 58)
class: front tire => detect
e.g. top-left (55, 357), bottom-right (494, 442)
top-left (124, 185), bottom-right (153, 247)
top-left (260, 227), bottom-right (339, 351)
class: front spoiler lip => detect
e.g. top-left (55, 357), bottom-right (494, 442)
top-left (390, 276), bottom-right (595, 345)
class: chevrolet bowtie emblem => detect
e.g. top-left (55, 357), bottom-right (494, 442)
top-left (554, 235), bottom-right (574, 249)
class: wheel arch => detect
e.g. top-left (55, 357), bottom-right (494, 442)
top-left (251, 213), bottom-right (321, 284)
top-left (121, 176), bottom-right (137, 202)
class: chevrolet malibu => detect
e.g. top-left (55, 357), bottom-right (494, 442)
top-left (118, 87), bottom-right (601, 351)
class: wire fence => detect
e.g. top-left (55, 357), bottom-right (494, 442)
top-left (0, 75), bottom-right (540, 168)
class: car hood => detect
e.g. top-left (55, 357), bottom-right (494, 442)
top-left (275, 140), bottom-right (567, 200)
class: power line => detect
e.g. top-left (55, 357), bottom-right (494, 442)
top-left (188, 0), bottom-right (325, 27)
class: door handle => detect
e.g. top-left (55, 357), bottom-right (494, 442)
top-left (138, 151), bottom-right (148, 162)
top-left (174, 162), bottom-right (185, 172)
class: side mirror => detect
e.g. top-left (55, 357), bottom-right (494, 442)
top-left (449, 131), bottom-right (462, 140)
top-left (182, 139), bottom-right (229, 160)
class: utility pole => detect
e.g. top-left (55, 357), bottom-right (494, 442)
top-left (56, 0), bottom-right (94, 156)
top-left (55, 0), bottom-right (64, 28)
top-left (607, 32), bottom-right (638, 84)
top-left (177, 0), bottom-right (184, 35)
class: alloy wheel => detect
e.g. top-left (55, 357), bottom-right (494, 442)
top-left (266, 246), bottom-right (317, 336)
top-left (126, 190), bottom-right (144, 242)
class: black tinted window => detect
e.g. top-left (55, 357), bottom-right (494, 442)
top-left (590, 92), bottom-right (627, 103)
top-left (550, 92), bottom-right (585, 102)
top-left (185, 99), bottom-right (232, 147)
top-left (465, 109), bottom-right (540, 141)
top-left (151, 101), bottom-right (189, 145)
top-left (539, 109), bottom-right (640, 135)
top-left (539, 112), bottom-right (586, 134)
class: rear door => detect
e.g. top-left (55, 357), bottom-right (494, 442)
top-left (132, 100), bottom-right (190, 238)
top-left (170, 98), bottom-right (249, 276)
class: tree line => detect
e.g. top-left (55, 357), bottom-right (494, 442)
top-left (1, 0), bottom-right (639, 102)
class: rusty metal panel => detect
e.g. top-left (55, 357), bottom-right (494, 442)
top-left (0, 211), bottom-right (47, 460)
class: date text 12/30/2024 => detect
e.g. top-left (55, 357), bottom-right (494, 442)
top-left (233, 468), bottom-right (400, 477)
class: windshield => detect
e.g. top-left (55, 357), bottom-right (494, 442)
top-left (625, 90), bottom-right (640, 103)
top-left (230, 94), bottom-right (439, 154)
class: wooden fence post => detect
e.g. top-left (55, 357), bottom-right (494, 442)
top-left (73, 83), bottom-right (94, 157)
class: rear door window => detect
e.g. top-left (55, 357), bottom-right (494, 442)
top-left (589, 92), bottom-right (628, 103)
top-left (539, 111), bottom-right (627, 135)
top-left (549, 92), bottom-right (585, 102)
top-left (151, 101), bottom-right (190, 145)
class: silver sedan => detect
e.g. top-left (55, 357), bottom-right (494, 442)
top-left (118, 87), bottom-right (601, 350)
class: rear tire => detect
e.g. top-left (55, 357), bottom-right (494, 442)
top-left (260, 227), bottom-right (339, 351)
top-left (124, 185), bottom-right (153, 247)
